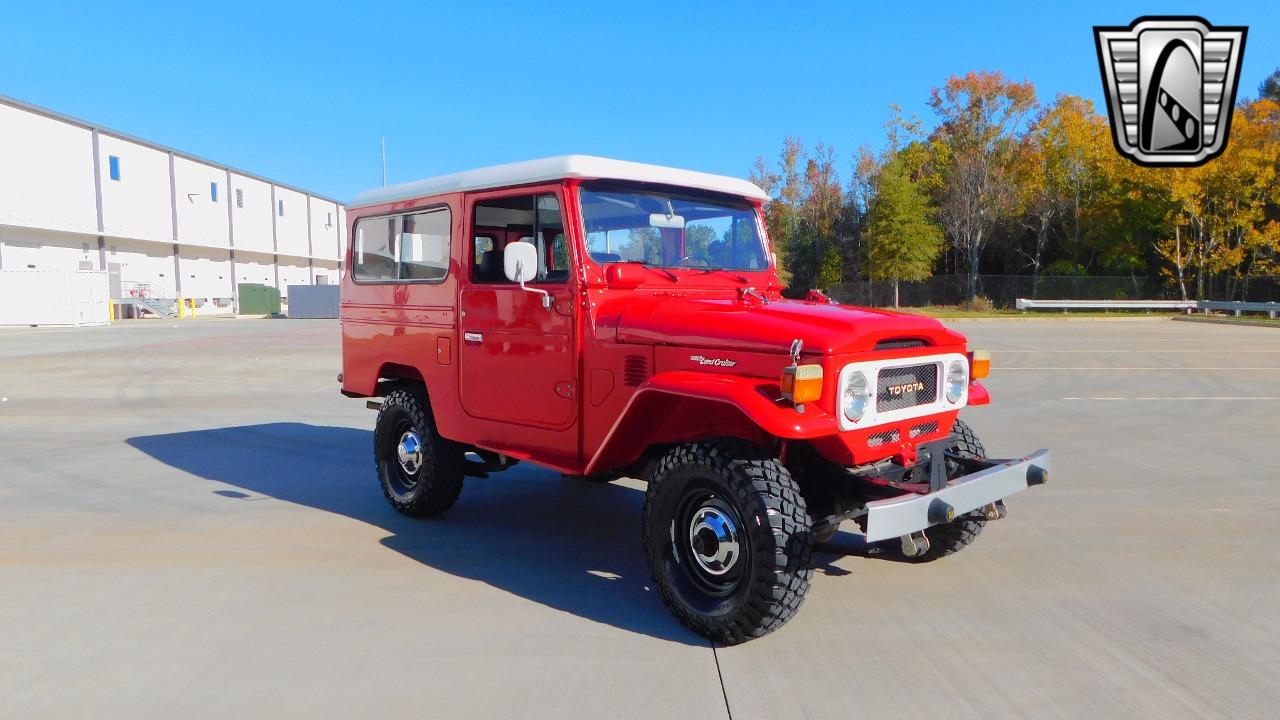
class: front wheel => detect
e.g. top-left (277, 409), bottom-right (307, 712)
top-left (642, 438), bottom-right (814, 644)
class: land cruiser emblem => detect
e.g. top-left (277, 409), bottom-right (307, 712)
top-left (689, 354), bottom-right (738, 368)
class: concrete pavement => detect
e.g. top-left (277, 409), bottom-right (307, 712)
top-left (0, 318), bottom-right (1276, 718)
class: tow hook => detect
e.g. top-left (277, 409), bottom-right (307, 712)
top-left (982, 501), bottom-right (1008, 521)
top-left (900, 531), bottom-right (930, 558)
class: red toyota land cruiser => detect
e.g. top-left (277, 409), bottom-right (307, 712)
top-left (339, 156), bottom-right (1049, 644)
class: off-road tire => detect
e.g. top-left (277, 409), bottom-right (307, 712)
top-left (374, 387), bottom-right (465, 517)
top-left (643, 438), bottom-right (814, 644)
top-left (897, 418), bottom-right (988, 562)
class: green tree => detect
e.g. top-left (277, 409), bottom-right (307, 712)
top-left (863, 155), bottom-right (945, 307)
top-left (682, 224), bottom-right (718, 264)
top-left (619, 228), bottom-right (661, 264)
top-left (1259, 67), bottom-right (1280, 103)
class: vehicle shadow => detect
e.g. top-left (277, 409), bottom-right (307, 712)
top-left (126, 423), bottom-right (705, 645)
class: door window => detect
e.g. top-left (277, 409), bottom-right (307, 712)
top-left (471, 194), bottom-right (568, 283)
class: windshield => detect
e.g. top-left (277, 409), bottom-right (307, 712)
top-left (579, 184), bottom-right (768, 271)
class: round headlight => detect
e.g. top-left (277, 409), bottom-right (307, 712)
top-left (945, 360), bottom-right (967, 403)
top-left (843, 371), bottom-right (870, 422)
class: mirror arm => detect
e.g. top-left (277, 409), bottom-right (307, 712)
top-left (510, 256), bottom-right (553, 311)
top-left (519, 278), bottom-right (553, 310)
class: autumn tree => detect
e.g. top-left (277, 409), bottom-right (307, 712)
top-left (928, 71), bottom-right (1038, 300)
top-left (750, 138), bottom-right (848, 294)
top-left (1155, 99), bottom-right (1280, 299)
top-left (863, 154), bottom-right (944, 307)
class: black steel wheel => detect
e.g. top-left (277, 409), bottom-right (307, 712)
top-left (374, 387), bottom-right (464, 517)
top-left (643, 438), bottom-right (813, 644)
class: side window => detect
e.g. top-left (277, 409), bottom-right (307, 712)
top-left (471, 194), bottom-right (568, 284)
top-left (352, 207), bottom-right (452, 283)
top-left (353, 215), bottom-right (398, 281)
top-left (399, 209), bottom-right (451, 281)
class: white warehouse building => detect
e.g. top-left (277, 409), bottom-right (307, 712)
top-left (0, 93), bottom-right (346, 315)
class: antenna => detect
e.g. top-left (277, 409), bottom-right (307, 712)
top-left (380, 136), bottom-right (387, 186)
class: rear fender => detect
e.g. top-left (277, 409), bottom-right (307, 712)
top-left (584, 371), bottom-right (836, 475)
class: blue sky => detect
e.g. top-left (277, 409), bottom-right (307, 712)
top-left (3, 1), bottom-right (1276, 203)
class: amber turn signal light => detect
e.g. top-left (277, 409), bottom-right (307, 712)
top-left (781, 364), bottom-right (824, 405)
top-left (968, 349), bottom-right (991, 379)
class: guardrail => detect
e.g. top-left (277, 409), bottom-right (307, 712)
top-left (1015, 299), bottom-right (1198, 311)
top-left (1197, 300), bottom-right (1280, 318)
top-left (1016, 298), bottom-right (1279, 318)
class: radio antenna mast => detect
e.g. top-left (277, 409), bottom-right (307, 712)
top-left (380, 136), bottom-right (387, 187)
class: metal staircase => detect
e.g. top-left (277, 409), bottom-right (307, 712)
top-left (119, 282), bottom-right (176, 318)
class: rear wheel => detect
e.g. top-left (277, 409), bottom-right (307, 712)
top-left (374, 387), bottom-right (464, 517)
top-left (893, 418), bottom-right (988, 562)
top-left (642, 438), bottom-right (814, 644)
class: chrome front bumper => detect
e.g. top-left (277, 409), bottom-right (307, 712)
top-left (862, 449), bottom-right (1050, 542)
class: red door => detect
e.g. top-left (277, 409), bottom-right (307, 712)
top-left (459, 189), bottom-right (577, 433)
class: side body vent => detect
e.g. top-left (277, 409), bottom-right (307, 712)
top-left (623, 355), bottom-right (649, 387)
top-left (875, 338), bottom-right (928, 351)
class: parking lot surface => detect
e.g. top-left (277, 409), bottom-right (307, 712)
top-left (1, 318), bottom-right (1277, 719)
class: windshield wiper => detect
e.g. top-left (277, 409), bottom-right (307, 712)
top-left (618, 261), bottom-right (679, 282)
top-left (691, 267), bottom-right (749, 283)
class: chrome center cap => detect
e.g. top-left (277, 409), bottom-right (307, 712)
top-left (396, 431), bottom-right (423, 474)
top-left (688, 505), bottom-right (740, 576)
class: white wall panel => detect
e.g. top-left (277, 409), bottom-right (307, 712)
top-left (108, 239), bottom-right (177, 295)
top-left (0, 105), bottom-right (98, 234)
top-left (177, 246), bottom-right (233, 300)
top-left (274, 186), bottom-right (309, 258)
top-left (311, 260), bottom-right (339, 285)
top-left (174, 158), bottom-right (230, 249)
top-left (338, 207), bottom-right (348, 259)
top-left (235, 250), bottom-right (276, 287)
top-left (308, 198), bottom-right (340, 260)
top-left (230, 174), bottom-right (273, 253)
top-left (278, 261), bottom-right (310, 299)
top-left (1, 227), bottom-right (97, 271)
top-left (98, 134), bottom-right (172, 242)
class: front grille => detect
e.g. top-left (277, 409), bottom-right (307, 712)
top-left (876, 363), bottom-right (939, 412)
top-left (867, 429), bottom-right (900, 448)
top-left (909, 420), bottom-right (940, 438)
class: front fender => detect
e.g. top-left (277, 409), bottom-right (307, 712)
top-left (583, 371), bottom-right (836, 475)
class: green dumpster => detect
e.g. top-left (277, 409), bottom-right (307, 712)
top-left (237, 283), bottom-right (281, 315)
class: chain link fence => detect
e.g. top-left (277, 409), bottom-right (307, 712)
top-left (827, 275), bottom-right (1280, 308)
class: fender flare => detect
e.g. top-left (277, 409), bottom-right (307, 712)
top-left (583, 371), bottom-right (836, 475)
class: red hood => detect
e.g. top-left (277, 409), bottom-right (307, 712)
top-left (613, 296), bottom-right (965, 355)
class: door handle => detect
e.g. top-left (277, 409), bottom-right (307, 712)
top-left (463, 331), bottom-right (483, 344)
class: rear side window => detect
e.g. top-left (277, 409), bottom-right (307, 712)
top-left (352, 206), bottom-right (452, 283)
top-left (399, 209), bottom-right (451, 280)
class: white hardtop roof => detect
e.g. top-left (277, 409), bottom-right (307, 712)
top-left (350, 154), bottom-right (769, 208)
